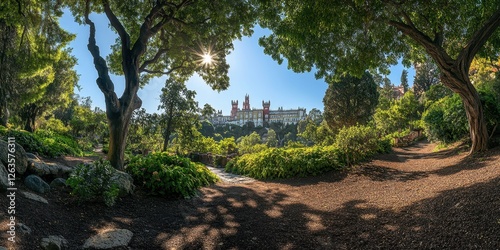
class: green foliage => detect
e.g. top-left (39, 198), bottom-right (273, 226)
top-left (334, 125), bottom-right (387, 166)
top-left (127, 153), bottom-right (219, 198)
top-left (413, 60), bottom-right (441, 98)
top-left (422, 94), bottom-right (469, 143)
top-left (237, 132), bottom-right (267, 154)
top-left (323, 72), bottom-right (379, 132)
top-left (226, 124), bottom-right (390, 179)
top-left (127, 108), bottom-right (163, 153)
top-left (0, 127), bottom-right (83, 157)
top-left (422, 83), bottom-right (453, 109)
top-left (374, 91), bottom-right (423, 135)
top-left (39, 118), bottom-right (71, 135)
top-left (226, 146), bottom-right (344, 179)
top-left (66, 159), bottom-right (120, 207)
top-left (34, 130), bottom-right (84, 157)
top-left (266, 128), bottom-right (278, 147)
top-left (159, 79), bottom-right (199, 151)
top-left (217, 137), bottom-right (237, 155)
top-left (423, 84), bottom-right (500, 143)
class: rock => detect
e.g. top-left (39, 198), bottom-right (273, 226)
top-left (26, 152), bottom-right (41, 161)
top-left (50, 178), bottom-right (67, 188)
top-left (28, 160), bottom-right (52, 176)
top-left (0, 140), bottom-right (28, 174)
top-left (24, 175), bottom-right (50, 194)
top-left (110, 171), bottom-right (135, 197)
top-left (17, 223), bottom-right (32, 234)
top-left (0, 162), bottom-right (10, 191)
top-left (27, 160), bottom-right (72, 178)
top-left (46, 163), bottom-right (73, 176)
top-left (83, 229), bottom-right (133, 249)
top-left (21, 191), bottom-right (48, 204)
top-left (40, 235), bottom-right (68, 250)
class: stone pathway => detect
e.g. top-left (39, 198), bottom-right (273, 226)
top-left (205, 166), bottom-right (255, 184)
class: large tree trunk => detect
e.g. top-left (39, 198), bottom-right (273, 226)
top-left (21, 103), bottom-right (38, 132)
top-left (162, 104), bottom-right (175, 152)
top-left (107, 112), bottom-right (132, 170)
top-left (441, 74), bottom-right (489, 153)
top-left (162, 128), bottom-right (172, 152)
top-left (433, 69), bottom-right (489, 154)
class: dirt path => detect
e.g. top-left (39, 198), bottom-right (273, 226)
top-left (206, 166), bottom-right (256, 184)
top-left (1, 141), bottom-right (499, 249)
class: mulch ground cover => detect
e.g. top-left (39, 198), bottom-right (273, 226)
top-left (1, 141), bottom-right (499, 249)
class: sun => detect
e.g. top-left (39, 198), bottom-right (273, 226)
top-left (201, 53), bottom-right (213, 65)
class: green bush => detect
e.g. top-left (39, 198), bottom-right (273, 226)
top-left (35, 130), bottom-right (84, 156)
top-left (0, 127), bottom-right (83, 157)
top-left (334, 125), bottom-right (380, 166)
top-left (66, 159), bottom-right (120, 206)
top-left (422, 94), bottom-right (469, 143)
top-left (126, 153), bottom-right (219, 198)
top-left (225, 146), bottom-right (345, 179)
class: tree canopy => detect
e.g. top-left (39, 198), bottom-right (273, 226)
top-left (257, 0), bottom-right (500, 153)
top-left (65, 0), bottom-right (258, 169)
top-left (323, 72), bottom-right (379, 131)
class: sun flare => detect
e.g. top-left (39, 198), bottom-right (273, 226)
top-left (201, 53), bottom-right (213, 65)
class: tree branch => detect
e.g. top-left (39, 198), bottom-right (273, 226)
top-left (139, 48), bottom-right (169, 72)
top-left (457, 9), bottom-right (500, 72)
top-left (388, 19), bottom-right (454, 70)
top-left (84, 0), bottom-right (120, 113)
top-left (103, 0), bottom-right (131, 51)
top-left (131, 1), bottom-right (170, 58)
top-left (141, 64), bottom-right (184, 75)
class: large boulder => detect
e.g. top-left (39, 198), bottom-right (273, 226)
top-left (0, 162), bottom-right (9, 191)
top-left (83, 229), bottom-right (133, 249)
top-left (50, 178), bottom-right (67, 188)
top-left (110, 171), bottom-right (135, 197)
top-left (24, 175), bottom-right (50, 194)
top-left (27, 158), bottom-right (72, 178)
top-left (0, 140), bottom-right (28, 174)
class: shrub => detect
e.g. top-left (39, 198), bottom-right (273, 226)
top-left (66, 159), bottom-right (120, 206)
top-left (422, 94), bottom-right (469, 143)
top-left (334, 125), bottom-right (380, 166)
top-left (225, 146), bottom-right (345, 179)
top-left (35, 129), bottom-right (84, 156)
top-left (126, 153), bottom-right (219, 198)
top-left (0, 128), bottom-right (83, 157)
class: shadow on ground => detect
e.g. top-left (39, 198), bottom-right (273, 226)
top-left (2, 176), bottom-right (498, 249)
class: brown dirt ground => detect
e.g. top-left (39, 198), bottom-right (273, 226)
top-left (1, 141), bottom-right (499, 249)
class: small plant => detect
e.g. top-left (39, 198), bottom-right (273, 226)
top-left (66, 159), bottom-right (120, 206)
top-left (127, 153), bottom-right (219, 198)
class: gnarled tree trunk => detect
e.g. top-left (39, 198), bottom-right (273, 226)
top-left (441, 72), bottom-right (488, 153)
top-left (107, 110), bottom-right (132, 170)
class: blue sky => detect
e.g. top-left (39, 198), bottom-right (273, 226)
top-left (59, 11), bottom-right (414, 115)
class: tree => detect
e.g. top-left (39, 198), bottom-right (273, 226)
top-left (401, 69), bottom-right (409, 93)
top-left (127, 108), bottom-right (163, 153)
top-left (67, 0), bottom-right (257, 169)
top-left (323, 72), bottom-right (379, 131)
top-left (201, 103), bottom-right (216, 119)
top-left (266, 128), bottom-right (278, 147)
top-left (159, 78), bottom-right (198, 151)
top-left (413, 60), bottom-right (440, 98)
top-left (257, 0), bottom-right (500, 153)
top-left (18, 49), bottom-right (78, 132)
top-left (0, 0), bottom-right (74, 127)
top-left (307, 108), bottom-right (323, 125)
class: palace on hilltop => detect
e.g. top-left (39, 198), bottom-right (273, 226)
top-left (209, 95), bottom-right (307, 127)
